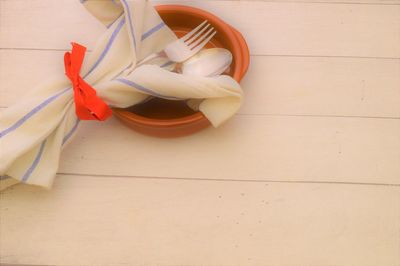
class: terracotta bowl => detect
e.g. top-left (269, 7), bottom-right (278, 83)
top-left (113, 5), bottom-right (250, 138)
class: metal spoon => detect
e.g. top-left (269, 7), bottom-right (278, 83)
top-left (181, 48), bottom-right (232, 77)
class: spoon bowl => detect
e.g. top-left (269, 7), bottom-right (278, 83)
top-left (181, 48), bottom-right (233, 77)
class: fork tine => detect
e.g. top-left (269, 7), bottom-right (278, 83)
top-left (189, 27), bottom-right (216, 50)
top-left (185, 23), bottom-right (211, 45)
top-left (191, 30), bottom-right (217, 54)
top-left (180, 20), bottom-right (208, 42)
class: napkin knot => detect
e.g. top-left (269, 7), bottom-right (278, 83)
top-left (64, 42), bottom-right (112, 121)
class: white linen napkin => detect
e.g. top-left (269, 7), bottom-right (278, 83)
top-left (0, 0), bottom-right (243, 190)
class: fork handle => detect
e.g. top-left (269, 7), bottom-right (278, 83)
top-left (137, 51), bottom-right (166, 67)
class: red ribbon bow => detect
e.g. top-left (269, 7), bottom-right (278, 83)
top-left (64, 42), bottom-right (112, 121)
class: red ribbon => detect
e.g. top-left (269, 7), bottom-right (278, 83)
top-left (64, 42), bottom-right (112, 121)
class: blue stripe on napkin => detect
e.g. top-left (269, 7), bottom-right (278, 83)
top-left (142, 22), bottom-right (165, 41)
top-left (120, 0), bottom-right (137, 49)
top-left (21, 140), bottom-right (47, 182)
top-left (115, 78), bottom-right (182, 100)
top-left (62, 119), bottom-right (81, 146)
top-left (85, 17), bottom-right (126, 77)
top-left (0, 87), bottom-right (71, 138)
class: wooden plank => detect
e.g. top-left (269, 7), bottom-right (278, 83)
top-left (1, 175), bottom-right (399, 266)
top-left (1, 105), bottom-right (398, 184)
top-left (1, 0), bottom-right (399, 58)
top-left (243, 0), bottom-right (400, 3)
top-left (1, 50), bottom-right (399, 117)
top-left (55, 115), bottom-right (400, 185)
top-left (156, 0), bottom-right (400, 3)
top-left (241, 56), bottom-right (400, 118)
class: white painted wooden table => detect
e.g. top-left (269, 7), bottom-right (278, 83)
top-left (1, 0), bottom-right (399, 265)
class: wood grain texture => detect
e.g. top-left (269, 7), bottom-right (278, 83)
top-left (1, 175), bottom-right (399, 266)
top-left (247, 0), bottom-right (400, 3)
top-left (56, 116), bottom-right (400, 185)
top-left (156, 0), bottom-right (400, 3)
top-left (242, 56), bottom-right (400, 118)
top-left (1, 0), bottom-right (399, 57)
top-left (1, 50), bottom-right (399, 117)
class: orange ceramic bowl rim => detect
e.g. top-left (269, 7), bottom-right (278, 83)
top-left (113, 5), bottom-right (249, 129)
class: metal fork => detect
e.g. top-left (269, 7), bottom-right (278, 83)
top-left (138, 20), bottom-right (217, 66)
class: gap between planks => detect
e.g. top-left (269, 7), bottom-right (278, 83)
top-left (153, 0), bottom-right (400, 5)
top-left (57, 172), bottom-right (400, 187)
top-left (0, 107), bottom-right (399, 119)
top-left (6, 0), bottom-right (394, 4)
top-left (232, 0), bottom-right (400, 5)
top-left (1, 47), bottom-right (400, 60)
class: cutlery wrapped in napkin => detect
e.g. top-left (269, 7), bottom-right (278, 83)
top-left (0, 0), bottom-right (243, 190)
